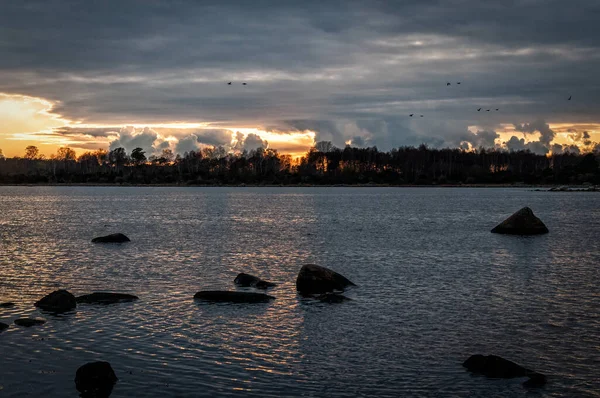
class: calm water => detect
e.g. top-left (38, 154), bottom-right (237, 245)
top-left (0, 187), bottom-right (599, 397)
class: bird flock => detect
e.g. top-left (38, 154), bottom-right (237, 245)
top-left (408, 82), bottom-right (572, 117)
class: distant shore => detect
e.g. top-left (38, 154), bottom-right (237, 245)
top-left (0, 183), bottom-right (598, 189)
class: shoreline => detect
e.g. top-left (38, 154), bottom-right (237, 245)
top-left (0, 183), bottom-right (597, 189)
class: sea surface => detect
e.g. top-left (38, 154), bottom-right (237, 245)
top-left (0, 186), bottom-right (599, 397)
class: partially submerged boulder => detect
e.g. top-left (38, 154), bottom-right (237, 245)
top-left (75, 361), bottom-right (118, 398)
top-left (317, 293), bottom-right (352, 303)
top-left (194, 291), bottom-right (275, 303)
top-left (234, 273), bottom-right (276, 289)
top-left (14, 318), bottom-right (46, 327)
top-left (491, 207), bottom-right (549, 235)
top-left (0, 322), bottom-right (9, 331)
top-left (35, 290), bottom-right (77, 313)
top-left (0, 302), bottom-right (15, 308)
top-left (463, 355), bottom-right (546, 386)
top-left (76, 292), bottom-right (139, 305)
top-left (91, 233), bottom-right (130, 243)
top-left (296, 264), bottom-right (356, 295)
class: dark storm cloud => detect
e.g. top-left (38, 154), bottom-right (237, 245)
top-left (2, 0), bottom-right (600, 150)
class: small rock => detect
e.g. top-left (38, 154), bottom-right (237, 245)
top-left (234, 273), bottom-right (276, 289)
top-left (463, 354), bottom-right (546, 386)
top-left (76, 292), bottom-right (139, 305)
top-left (0, 322), bottom-right (9, 331)
top-left (75, 361), bottom-right (118, 397)
top-left (14, 318), bottom-right (46, 327)
top-left (491, 207), bottom-right (549, 235)
top-left (296, 264), bottom-right (356, 295)
top-left (317, 293), bottom-right (352, 303)
top-left (35, 290), bottom-right (77, 313)
top-left (91, 233), bottom-right (130, 243)
top-left (194, 291), bottom-right (275, 303)
top-left (0, 302), bottom-right (15, 308)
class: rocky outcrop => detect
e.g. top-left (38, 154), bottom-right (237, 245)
top-left (194, 291), bottom-right (275, 303)
top-left (35, 290), bottom-right (77, 313)
top-left (0, 302), bottom-right (15, 308)
top-left (14, 318), bottom-right (46, 327)
top-left (296, 264), bottom-right (356, 295)
top-left (463, 355), bottom-right (546, 386)
top-left (75, 361), bottom-right (118, 397)
top-left (491, 207), bottom-right (549, 235)
top-left (91, 233), bottom-right (131, 243)
top-left (234, 273), bottom-right (276, 289)
top-left (0, 322), bottom-right (9, 331)
top-left (76, 292), bottom-right (139, 305)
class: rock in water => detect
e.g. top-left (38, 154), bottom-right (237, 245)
top-left (35, 290), bottom-right (77, 313)
top-left (296, 264), bottom-right (356, 295)
top-left (14, 318), bottom-right (46, 327)
top-left (0, 302), bottom-right (15, 308)
top-left (317, 293), bottom-right (352, 303)
top-left (491, 207), bottom-right (549, 235)
top-left (463, 354), bottom-right (546, 386)
top-left (194, 291), bottom-right (275, 303)
top-left (91, 233), bottom-right (130, 243)
top-left (76, 292), bottom-right (139, 305)
top-left (234, 273), bottom-right (277, 289)
top-left (75, 361), bottom-right (118, 397)
top-left (0, 322), bottom-right (9, 331)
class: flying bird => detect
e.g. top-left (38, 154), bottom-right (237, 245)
top-left (446, 82), bottom-right (451, 86)
top-left (477, 108), bottom-right (481, 111)
top-left (486, 109), bottom-right (490, 111)
top-left (568, 95), bottom-right (571, 100)
top-left (420, 115), bottom-right (424, 117)
top-left (242, 82), bottom-right (247, 85)
top-left (227, 82), bottom-right (232, 85)
top-left (495, 109), bottom-right (499, 111)
top-left (409, 114), bottom-right (414, 117)
top-left (457, 82), bottom-right (461, 84)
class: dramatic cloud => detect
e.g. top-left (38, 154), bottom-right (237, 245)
top-left (1, 1), bottom-right (600, 156)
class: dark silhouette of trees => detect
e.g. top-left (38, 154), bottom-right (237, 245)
top-left (0, 142), bottom-right (598, 186)
top-left (130, 148), bottom-right (147, 165)
top-left (25, 145), bottom-right (40, 160)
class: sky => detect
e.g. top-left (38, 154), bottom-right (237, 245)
top-left (1, 0), bottom-right (600, 158)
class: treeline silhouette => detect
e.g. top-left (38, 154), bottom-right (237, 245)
top-left (0, 143), bottom-right (598, 185)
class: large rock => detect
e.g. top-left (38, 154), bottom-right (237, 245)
top-left (0, 322), bottom-right (9, 331)
top-left (234, 273), bottom-right (276, 289)
top-left (0, 302), bottom-right (15, 308)
top-left (75, 361), bottom-right (118, 397)
top-left (296, 264), bottom-right (356, 295)
top-left (194, 291), bottom-right (275, 303)
top-left (35, 290), bottom-right (77, 313)
top-left (463, 355), bottom-right (546, 386)
top-left (91, 233), bottom-right (130, 243)
top-left (76, 292), bottom-right (139, 305)
top-left (491, 207), bottom-right (549, 235)
top-left (14, 318), bottom-right (46, 327)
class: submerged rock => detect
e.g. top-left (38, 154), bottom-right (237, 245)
top-left (91, 233), bottom-right (130, 243)
top-left (35, 290), bottom-right (77, 313)
top-left (194, 291), bottom-right (275, 303)
top-left (317, 293), bottom-right (352, 303)
top-left (14, 318), bottom-right (46, 327)
top-left (75, 361), bottom-right (118, 398)
top-left (0, 322), bottom-right (9, 331)
top-left (491, 207), bottom-right (549, 235)
top-left (463, 354), bottom-right (546, 386)
top-left (234, 273), bottom-right (276, 289)
top-left (76, 292), bottom-right (139, 305)
top-left (0, 302), bottom-right (15, 308)
top-left (296, 264), bottom-right (356, 295)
